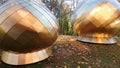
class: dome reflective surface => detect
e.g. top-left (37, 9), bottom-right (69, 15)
top-left (72, 0), bottom-right (120, 44)
top-left (0, 0), bottom-right (59, 65)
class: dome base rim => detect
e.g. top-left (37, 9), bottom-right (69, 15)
top-left (1, 46), bottom-right (52, 65)
top-left (77, 36), bottom-right (117, 44)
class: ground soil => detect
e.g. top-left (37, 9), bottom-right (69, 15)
top-left (1, 35), bottom-right (120, 68)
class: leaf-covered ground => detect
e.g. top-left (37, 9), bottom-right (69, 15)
top-left (0, 35), bottom-right (120, 68)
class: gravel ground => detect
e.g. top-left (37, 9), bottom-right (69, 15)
top-left (0, 35), bottom-right (120, 68)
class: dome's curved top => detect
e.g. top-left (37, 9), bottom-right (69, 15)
top-left (71, 0), bottom-right (120, 24)
top-left (0, 0), bottom-right (59, 31)
top-left (0, 0), bottom-right (59, 53)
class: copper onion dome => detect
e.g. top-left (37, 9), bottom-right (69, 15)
top-left (0, 0), bottom-right (59, 65)
top-left (72, 0), bottom-right (120, 44)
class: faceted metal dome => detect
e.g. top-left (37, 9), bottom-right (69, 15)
top-left (0, 0), bottom-right (59, 65)
top-left (72, 0), bottom-right (120, 44)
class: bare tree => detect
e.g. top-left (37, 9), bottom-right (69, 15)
top-left (0, 0), bottom-right (8, 6)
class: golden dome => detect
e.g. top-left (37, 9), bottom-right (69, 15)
top-left (0, 0), bottom-right (59, 65)
top-left (72, 0), bottom-right (120, 44)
